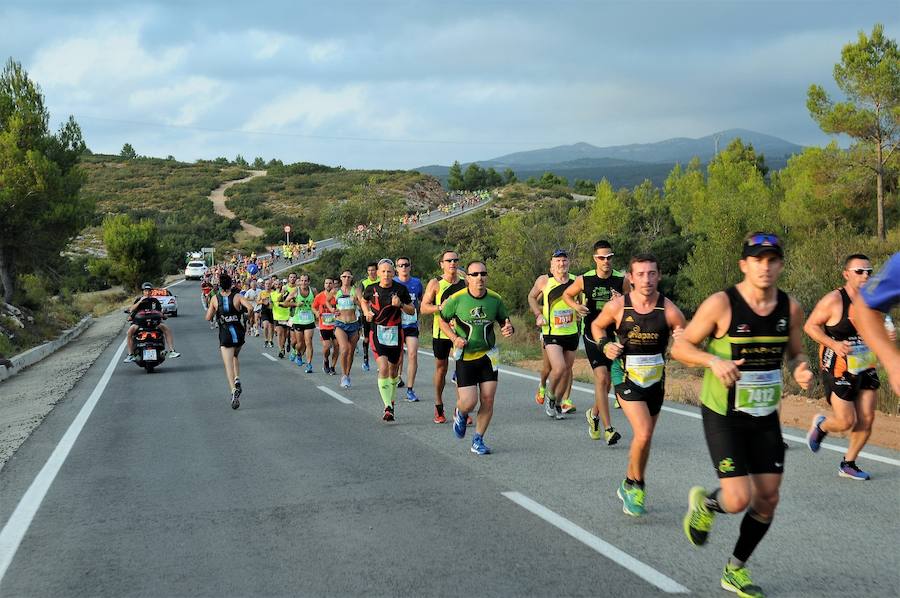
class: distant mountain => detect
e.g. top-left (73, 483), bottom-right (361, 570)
top-left (414, 129), bottom-right (803, 187)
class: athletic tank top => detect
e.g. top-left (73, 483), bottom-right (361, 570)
top-left (216, 292), bottom-right (243, 325)
top-left (270, 290), bottom-right (290, 321)
top-left (335, 289), bottom-right (357, 321)
top-left (701, 286), bottom-right (790, 416)
top-left (821, 288), bottom-right (876, 376)
top-left (432, 277), bottom-right (466, 338)
top-left (582, 269), bottom-right (625, 339)
top-left (290, 288), bottom-right (316, 325)
top-left (541, 274), bottom-right (578, 336)
top-left (616, 293), bottom-right (669, 389)
top-left (282, 285), bottom-right (297, 316)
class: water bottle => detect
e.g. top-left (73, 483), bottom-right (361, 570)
top-left (885, 315), bottom-right (896, 336)
top-left (452, 347), bottom-right (464, 361)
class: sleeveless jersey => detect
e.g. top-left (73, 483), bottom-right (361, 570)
top-left (616, 293), bottom-right (669, 389)
top-left (290, 288), bottom-right (316, 325)
top-left (215, 291), bottom-right (243, 325)
top-left (282, 285), bottom-right (297, 317)
top-left (821, 288), bottom-right (876, 376)
top-left (701, 286), bottom-right (790, 416)
top-left (270, 290), bottom-right (290, 321)
top-left (432, 277), bottom-right (466, 338)
top-left (541, 274), bottom-right (579, 336)
top-left (582, 269), bottom-right (625, 340)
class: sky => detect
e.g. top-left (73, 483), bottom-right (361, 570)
top-left (2, 0), bottom-right (897, 169)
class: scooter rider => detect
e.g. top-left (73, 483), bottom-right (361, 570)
top-left (124, 282), bottom-right (181, 362)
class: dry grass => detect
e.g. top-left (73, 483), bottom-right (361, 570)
top-left (73, 286), bottom-right (132, 317)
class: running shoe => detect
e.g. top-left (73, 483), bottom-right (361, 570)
top-left (296, 356), bottom-right (304, 368)
top-left (397, 378), bottom-right (405, 388)
top-left (433, 408), bottom-right (446, 424)
top-left (123, 354), bottom-right (136, 363)
top-left (340, 375), bottom-right (351, 389)
top-left (683, 486), bottom-right (715, 546)
top-left (616, 480), bottom-right (646, 517)
top-left (231, 378), bottom-right (242, 410)
top-left (720, 564), bottom-right (765, 598)
top-left (406, 388), bottom-right (419, 402)
top-left (305, 363), bottom-right (313, 374)
top-left (289, 350), bottom-right (297, 363)
top-left (383, 405), bottom-right (395, 422)
top-left (166, 350), bottom-right (182, 359)
top-left (362, 361), bottom-right (370, 372)
top-left (544, 395), bottom-right (556, 418)
top-left (555, 402), bottom-right (565, 420)
top-left (453, 409), bottom-right (467, 438)
top-left (807, 414), bottom-right (827, 452)
top-left (604, 427), bottom-right (621, 446)
top-left (278, 351), bottom-right (284, 359)
top-left (838, 460), bottom-right (871, 480)
top-left (328, 366), bottom-right (337, 376)
top-left (586, 409), bottom-right (602, 440)
top-left (297, 354), bottom-right (305, 366)
top-left (471, 434), bottom-right (492, 455)
top-left (323, 360), bottom-right (329, 373)
top-left (560, 398), bottom-right (576, 414)
top-left (535, 385), bottom-right (545, 405)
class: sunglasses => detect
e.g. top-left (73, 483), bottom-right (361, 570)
top-left (746, 233), bottom-right (781, 247)
top-left (467, 271), bottom-right (488, 277)
top-left (397, 263), bottom-right (410, 267)
top-left (443, 258), bottom-right (460, 263)
top-left (593, 254), bottom-right (615, 261)
top-left (340, 275), bottom-right (353, 278)
top-left (851, 268), bottom-right (873, 275)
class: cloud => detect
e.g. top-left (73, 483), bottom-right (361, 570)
top-left (243, 84), bottom-right (368, 131)
top-left (129, 76), bottom-right (230, 126)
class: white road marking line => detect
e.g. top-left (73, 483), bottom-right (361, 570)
top-left (318, 385), bottom-right (353, 404)
top-left (502, 492), bottom-right (690, 594)
top-left (262, 353), bottom-right (277, 362)
top-left (0, 339), bottom-right (127, 584)
top-left (419, 349), bottom-right (900, 466)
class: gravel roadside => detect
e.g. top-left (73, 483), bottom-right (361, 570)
top-left (0, 310), bottom-right (125, 471)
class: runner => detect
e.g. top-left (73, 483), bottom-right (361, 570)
top-left (851, 252), bottom-right (900, 395)
top-left (421, 250), bottom-right (467, 423)
top-left (528, 249), bottom-right (580, 419)
top-left (672, 233), bottom-right (813, 598)
top-left (361, 259), bottom-right (415, 421)
top-left (287, 273), bottom-right (317, 373)
top-left (313, 276), bottom-right (339, 375)
top-left (359, 262), bottom-right (379, 372)
top-left (394, 256), bottom-right (424, 402)
top-left (282, 273), bottom-right (301, 363)
top-left (564, 240), bottom-right (628, 444)
top-left (270, 279), bottom-right (291, 358)
top-left (204, 273), bottom-right (248, 409)
top-left (804, 254), bottom-right (894, 479)
top-left (591, 253), bottom-right (686, 517)
top-left (258, 278), bottom-right (275, 347)
top-left (439, 260), bottom-right (514, 454)
top-left (243, 279), bottom-right (260, 337)
top-left (333, 270), bottom-right (363, 388)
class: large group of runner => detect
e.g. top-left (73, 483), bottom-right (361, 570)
top-left (193, 230), bottom-right (898, 598)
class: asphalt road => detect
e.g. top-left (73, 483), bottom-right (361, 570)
top-left (1, 279), bottom-right (898, 597)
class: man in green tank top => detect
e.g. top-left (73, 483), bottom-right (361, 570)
top-left (286, 273), bottom-right (317, 373)
top-left (672, 232), bottom-right (813, 598)
top-left (269, 279), bottom-right (291, 359)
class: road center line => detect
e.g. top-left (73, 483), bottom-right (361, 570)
top-left (317, 385), bottom-right (354, 404)
top-left (417, 349), bottom-right (900, 467)
top-left (262, 353), bottom-right (278, 362)
top-left (0, 339), bottom-right (127, 585)
top-left (502, 491), bottom-right (690, 594)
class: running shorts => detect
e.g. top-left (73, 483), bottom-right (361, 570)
top-left (370, 330), bottom-right (403, 364)
top-left (276, 320), bottom-right (290, 329)
top-left (822, 368), bottom-right (880, 403)
top-left (402, 326), bottom-right (419, 338)
top-left (455, 355), bottom-right (498, 388)
top-left (583, 334), bottom-right (613, 369)
top-left (292, 322), bottom-right (316, 331)
top-left (433, 338), bottom-right (453, 360)
top-left (334, 320), bottom-right (361, 335)
top-left (702, 405), bottom-right (784, 478)
top-left (320, 329), bottom-right (335, 341)
top-left (543, 333), bottom-right (579, 352)
top-left (218, 322), bottom-right (246, 348)
top-left (614, 379), bottom-right (664, 417)
top-left (260, 308), bottom-right (273, 323)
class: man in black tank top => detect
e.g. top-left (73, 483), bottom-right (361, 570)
top-left (590, 253), bottom-right (685, 518)
top-left (804, 254), bottom-right (887, 481)
top-left (672, 233), bottom-right (813, 598)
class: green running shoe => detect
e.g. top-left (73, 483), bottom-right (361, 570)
top-left (604, 427), bottom-right (621, 446)
top-left (586, 409), bottom-right (602, 440)
top-left (684, 486), bottom-right (715, 546)
top-left (721, 564), bottom-right (765, 598)
top-left (616, 479), bottom-right (646, 517)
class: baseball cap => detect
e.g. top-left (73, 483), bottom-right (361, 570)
top-left (552, 249), bottom-right (568, 258)
top-left (741, 232), bottom-right (784, 258)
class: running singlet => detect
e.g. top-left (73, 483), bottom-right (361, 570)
top-left (701, 287), bottom-right (790, 417)
top-left (363, 282), bottom-right (412, 347)
top-left (270, 290), bottom-right (290, 321)
top-left (282, 285), bottom-right (297, 316)
top-left (440, 289), bottom-right (510, 362)
top-left (394, 276), bottom-right (424, 328)
top-left (432, 277), bottom-right (466, 339)
top-left (313, 291), bottom-right (337, 329)
top-left (290, 288), bottom-right (316, 325)
top-left (616, 293), bottom-right (669, 390)
top-left (216, 292), bottom-right (243, 326)
top-left (541, 274), bottom-right (578, 336)
top-left (821, 288), bottom-right (876, 376)
top-left (582, 269), bottom-right (625, 340)
top-left (335, 289), bottom-right (356, 316)
top-left (860, 252), bottom-right (900, 313)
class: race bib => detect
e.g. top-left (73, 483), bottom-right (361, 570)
top-left (296, 309), bottom-right (315, 325)
top-left (401, 309), bottom-right (418, 326)
top-left (735, 369), bottom-right (782, 417)
top-left (336, 296), bottom-right (355, 310)
top-left (552, 308), bottom-right (574, 327)
top-left (486, 347), bottom-right (500, 372)
top-left (625, 353), bottom-right (664, 388)
top-left (376, 324), bottom-right (399, 346)
top-left (321, 312), bottom-right (336, 326)
top-left (847, 342), bottom-right (876, 375)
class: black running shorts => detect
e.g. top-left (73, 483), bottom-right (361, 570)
top-left (292, 322), bottom-right (316, 331)
top-left (583, 334), bottom-right (613, 369)
top-left (455, 355), bottom-right (498, 388)
top-left (402, 326), bottom-right (419, 338)
top-left (822, 369), bottom-right (880, 403)
top-left (433, 338), bottom-right (453, 360)
top-left (319, 328), bottom-right (335, 341)
top-left (543, 333), bottom-right (579, 352)
top-left (702, 405), bottom-right (785, 478)
top-left (370, 330), bottom-right (403, 364)
top-left (614, 379), bottom-right (664, 416)
top-left (218, 322), bottom-right (246, 349)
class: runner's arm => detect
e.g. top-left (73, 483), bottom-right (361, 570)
top-left (205, 296), bottom-right (217, 322)
top-left (664, 299), bottom-right (687, 338)
top-left (562, 276), bottom-right (589, 316)
top-left (787, 298), bottom-right (813, 389)
top-left (803, 291), bottom-right (848, 356)
top-left (851, 295), bottom-right (900, 395)
top-left (527, 275), bottom-right (547, 324)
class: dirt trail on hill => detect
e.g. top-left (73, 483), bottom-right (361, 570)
top-left (208, 170), bottom-right (266, 237)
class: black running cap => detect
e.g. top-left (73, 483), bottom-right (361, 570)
top-left (742, 233), bottom-right (783, 258)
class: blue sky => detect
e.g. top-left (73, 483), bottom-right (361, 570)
top-left (2, 1), bottom-right (897, 168)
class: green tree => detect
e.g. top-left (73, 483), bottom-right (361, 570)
top-left (502, 168), bottom-right (517, 185)
top-left (102, 214), bottom-right (163, 291)
top-left (485, 167), bottom-right (503, 188)
top-left (463, 163), bottom-right (485, 190)
top-left (807, 23), bottom-right (900, 239)
top-left (0, 58), bottom-right (92, 303)
top-left (447, 160), bottom-right (464, 190)
top-left (120, 142), bottom-right (136, 159)
top-left (252, 156), bottom-right (266, 169)
top-left (234, 154), bottom-right (248, 167)
top-left (573, 179), bottom-right (595, 195)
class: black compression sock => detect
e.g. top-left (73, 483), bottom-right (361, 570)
top-left (704, 488), bottom-right (727, 513)
top-left (436, 404), bottom-right (445, 416)
top-left (732, 508), bottom-right (772, 563)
